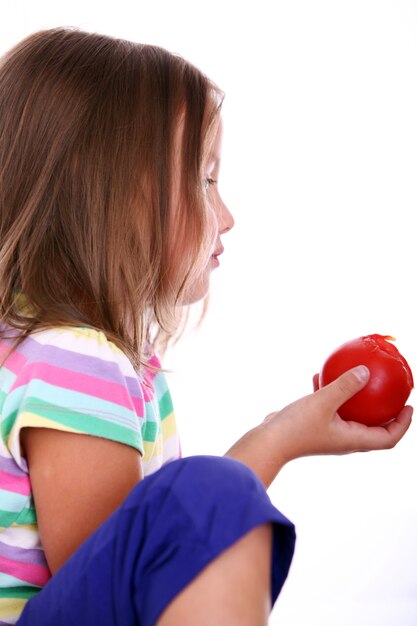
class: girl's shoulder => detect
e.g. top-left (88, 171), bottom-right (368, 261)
top-left (1, 324), bottom-right (139, 379)
top-left (31, 326), bottom-right (125, 358)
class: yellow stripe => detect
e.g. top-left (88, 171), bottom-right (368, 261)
top-left (143, 436), bottom-right (163, 462)
top-left (162, 411), bottom-right (177, 440)
top-left (0, 597), bottom-right (27, 617)
top-left (10, 523), bottom-right (37, 531)
top-left (54, 326), bottom-right (103, 341)
top-left (54, 327), bottom-right (122, 353)
top-left (9, 413), bottom-right (80, 446)
top-left (142, 414), bottom-right (177, 463)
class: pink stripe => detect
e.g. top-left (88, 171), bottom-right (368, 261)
top-left (141, 383), bottom-right (155, 403)
top-left (11, 361), bottom-right (133, 410)
top-left (131, 395), bottom-right (145, 418)
top-left (143, 354), bottom-right (160, 382)
top-left (0, 343), bottom-right (27, 374)
top-left (140, 354), bottom-right (160, 402)
top-left (0, 470), bottom-right (31, 496)
top-left (0, 555), bottom-right (51, 586)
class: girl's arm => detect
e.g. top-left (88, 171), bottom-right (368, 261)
top-left (22, 367), bottom-right (413, 574)
top-left (225, 366), bottom-right (413, 488)
top-left (22, 428), bottom-right (143, 574)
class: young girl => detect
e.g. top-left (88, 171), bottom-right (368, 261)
top-left (0, 28), bottom-right (412, 626)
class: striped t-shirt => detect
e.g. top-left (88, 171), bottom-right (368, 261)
top-left (0, 325), bottom-right (180, 625)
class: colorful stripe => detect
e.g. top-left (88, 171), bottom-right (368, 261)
top-left (9, 409), bottom-right (142, 453)
top-left (0, 458), bottom-right (26, 478)
top-left (0, 596), bottom-right (28, 618)
top-left (0, 492), bottom-right (29, 515)
top-left (0, 556), bottom-right (49, 587)
top-left (0, 348), bottom-right (27, 377)
top-left (0, 573), bottom-right (27, 588)
top-left (0, 323), bottom-right (180, 624)
top-left (7, 380), bottom-right (141, 426)
top-left (159, 390), bottom-right (174, 420)
top-left (0, 542), bottom-right (48, 567)
top-left (0, 473), bottom-right (30, 497)
top-left (0, 587), bottom-right (38, 599)
top-left (10, 363), bottom-right (135, 410)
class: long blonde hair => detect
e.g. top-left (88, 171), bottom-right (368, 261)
top-left (0, 27), bottom-right (222, 369)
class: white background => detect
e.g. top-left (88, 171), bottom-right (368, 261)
top-left (2, 2), bottom-right (417, 624)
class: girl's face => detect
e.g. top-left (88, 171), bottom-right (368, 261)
top-left (182, 119), bottom-right (235, 304)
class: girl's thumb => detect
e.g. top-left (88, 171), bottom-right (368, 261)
top-left (323, 365), bottom-right (370, 408)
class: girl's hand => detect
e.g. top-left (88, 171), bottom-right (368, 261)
top-left (226, 366), bottom-right (413, 488)
top-left (265, 365), bottom-right (412, 460)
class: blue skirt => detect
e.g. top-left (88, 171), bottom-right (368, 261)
top-left (17, 456), bottom-right (296, 626)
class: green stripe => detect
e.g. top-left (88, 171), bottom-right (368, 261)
top-left (142, 420), bottom-right (159, 442)
top-left (1, 409), bottom-right (16, 440)
top-left (158, 390), bottom-right (173, 420)
top-left (0, 506), bottom-right (36, 526)
top-left (9, 397), bottom-right (142, 452)
top-left (0, 586), bottom-right (38, 600)
top-left (0, 510), bottom-right (19, 526)
top-left (16, 506), bottom-right (37, 525)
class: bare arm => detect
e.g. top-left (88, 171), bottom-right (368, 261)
top-left (22, 428), bottom-right (143, 574)
top-left (226, 366), bottom-right (413, 488)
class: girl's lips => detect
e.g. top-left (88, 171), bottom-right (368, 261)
top-left (212, 246), bottom-right (224, 258)
top-left (211, 247), bottom-right (223, 268)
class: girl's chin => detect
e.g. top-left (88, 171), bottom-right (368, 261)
top-left (178, 276), bottom-right (211, 306)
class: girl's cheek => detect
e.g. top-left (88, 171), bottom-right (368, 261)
top-left (208, 207), bottom-right (219, 243)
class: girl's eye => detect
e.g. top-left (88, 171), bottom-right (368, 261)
top-left (203, 177), bottom-right (217, 191)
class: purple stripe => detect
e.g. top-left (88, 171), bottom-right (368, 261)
top-left (0, 621), bottom-right (15, 626)
top-left (4, 333), bottom-right (144, 398)
top-left (0, 541), bottom-right (48, 568)
top-left (125, 376), bottom-right (142, 400)
top-left (0, 455), bottom-right (27, 478)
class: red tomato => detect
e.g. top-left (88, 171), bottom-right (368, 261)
top-left (319, 334), bottom-right (414, 426)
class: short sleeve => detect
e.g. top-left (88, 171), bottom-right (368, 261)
top-left (1, 327), bottom-right (144, 470)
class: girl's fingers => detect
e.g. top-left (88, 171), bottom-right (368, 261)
top-left (319, 366), bottom-right (370, 410)
top-left (342, 405), bottom-right (413, 451)
top-left (379, 405), bottom-right (413, 447)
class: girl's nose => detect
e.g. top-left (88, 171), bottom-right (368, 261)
top-left (218, 199), bottom-right (234, 234)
